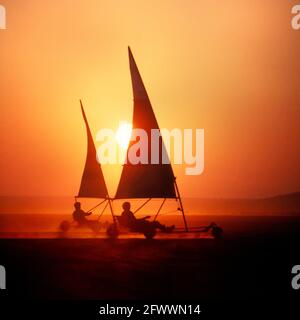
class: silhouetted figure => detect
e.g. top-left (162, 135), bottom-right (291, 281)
top-left (73, 202), bottom-right (92, 226)
top-left (120, 202), bottom-right (175, 233)
top-left (72, 202), bottom-right (102, 233)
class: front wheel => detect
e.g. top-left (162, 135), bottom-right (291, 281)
top-left (212, 227), bottom-right (223, 239)
top-left (106, 223), bottom-right (119, 239)
top-left (90, 221), bottom-right (101, 233)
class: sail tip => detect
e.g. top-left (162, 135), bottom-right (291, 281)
top-left (128, 46), bottom-right (133, 58)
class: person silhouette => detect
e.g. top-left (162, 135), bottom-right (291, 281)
top-left (73, 202), bottom-right (92, 226)
top-left (120, 201), bottom-right (175, 233)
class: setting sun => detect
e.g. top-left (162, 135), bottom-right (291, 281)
top-left (115, 121), bottom-right (132, 149)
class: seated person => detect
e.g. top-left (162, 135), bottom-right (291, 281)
top-left (73, 201), bottom-right (92, 226)
top-left (120, 201), bottom-right (175, 233)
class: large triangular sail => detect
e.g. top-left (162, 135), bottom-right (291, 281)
top-left (78, 100), bottom-right (108, 199)
top-left (115, 47), bottom-right (176, 199)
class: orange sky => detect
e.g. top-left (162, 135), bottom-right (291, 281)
top-left (0, 0), bottom-right (299, 198)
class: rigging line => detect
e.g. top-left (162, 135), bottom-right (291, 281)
top-left (87, 198), bottom-right (107, 213)
top-left (133, 198), bottom-right (152, 214)
top-left (153, 198), bottom-right (166, 221)
top-left (174, 178), bottom-right (188, 231)
top-left (108, 198), bottom-right (117, 225)
top-left (97, 200), bottom-right (109, 221)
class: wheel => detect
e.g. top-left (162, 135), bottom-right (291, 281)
top-left (212, 227), bottom-right (223, 239)
top-left (59, 220), bottom-right (71, 232)
top-left (143, 228), bottom-right (157, 240)
top-left (90, 221), bottom-right (101, 233)
top-left (106, 223), bottom-right (119, 239)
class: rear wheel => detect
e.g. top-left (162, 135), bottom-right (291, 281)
top-left (106, 223), bottom-right (119, 239)
top-left (59, 220), bottom-right (71, 232)
top-left (143, 228), bottom-right (157, 240)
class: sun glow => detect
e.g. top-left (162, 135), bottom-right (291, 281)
top-left (115, 121), bottom-right (132, 149)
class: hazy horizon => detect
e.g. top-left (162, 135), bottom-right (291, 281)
top-left (0, 192), bottom-right (299, 216)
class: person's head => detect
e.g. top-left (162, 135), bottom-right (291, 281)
top-left (74, 202), bottom-right (81, 209)
top-left (122, 201), bottom-right (131, 211)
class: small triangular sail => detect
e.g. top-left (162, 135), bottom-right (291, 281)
top-left (115, 47), bottom-right (176, 199)
top-left (78, 100), bottom-right (108, 198)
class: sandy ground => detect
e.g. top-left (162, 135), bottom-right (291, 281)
top-left (1, 214), bottom-right (299, 300)
top-left (0, 228), bottom-right (299, 300)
